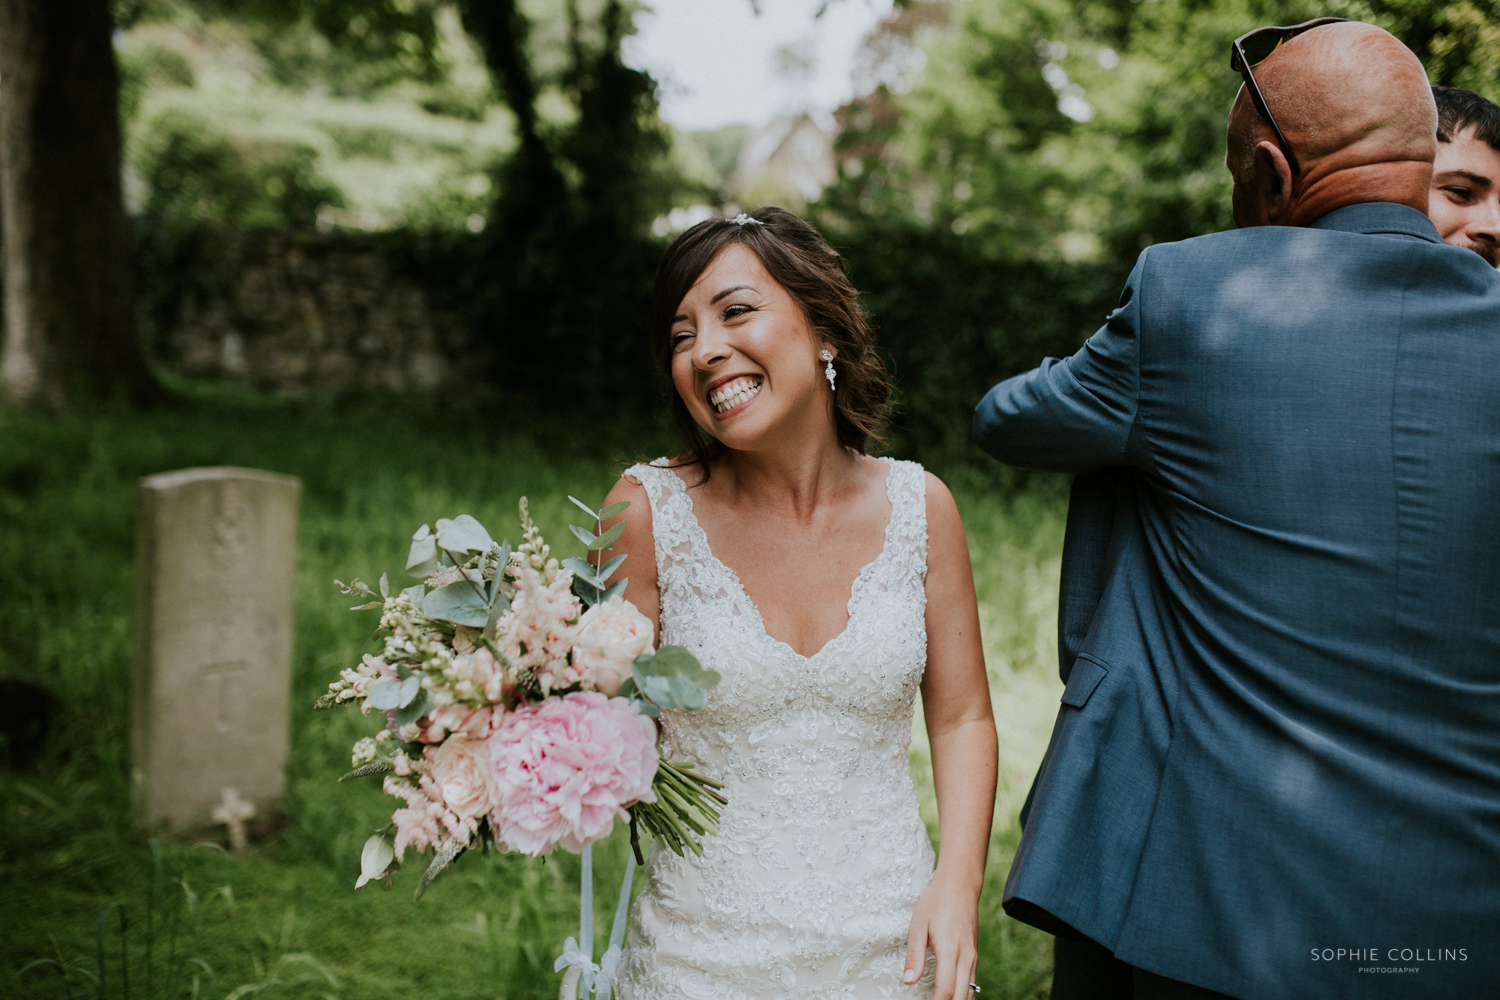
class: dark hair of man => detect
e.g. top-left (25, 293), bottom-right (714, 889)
top-left (1433, 85), bottom-right (1500, 151)
top-left (650, 206), bottom-right (891, 479)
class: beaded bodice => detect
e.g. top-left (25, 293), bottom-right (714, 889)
top-left (615, 457), bottom-right (937, 999)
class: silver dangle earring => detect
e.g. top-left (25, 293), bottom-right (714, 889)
top-left (821, 349), bottom-right (836, 392)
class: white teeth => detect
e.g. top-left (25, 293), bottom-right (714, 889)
top-left (710, 376), bottom-right (762, 413)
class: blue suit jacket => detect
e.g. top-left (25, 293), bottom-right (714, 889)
top-left (973, 204), bottom-right (1500, 999)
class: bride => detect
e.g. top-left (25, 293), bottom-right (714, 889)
top-left (602, 207), bottom-right (998, 999)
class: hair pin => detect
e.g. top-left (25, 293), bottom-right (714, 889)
top-left (729, 213), bottom-right (764, 227)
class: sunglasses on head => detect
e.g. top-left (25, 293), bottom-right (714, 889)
top-left (1230, 17), bottom-right (1350, 176)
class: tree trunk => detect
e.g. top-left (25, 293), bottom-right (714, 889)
top-left (0, 0), bottom-right (164, 410)
top-left (456, 0), bottom-right (565, 225)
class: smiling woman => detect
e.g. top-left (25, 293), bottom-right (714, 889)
top-left (649, 207), bottom-right (891, 476)
top-left (591, 208), bottom-right (999, 1000)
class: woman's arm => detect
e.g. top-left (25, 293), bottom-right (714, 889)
top-left (904, 472), bottom-right (998, 1000)
top-left (598, 473), bottom-right (660, 643)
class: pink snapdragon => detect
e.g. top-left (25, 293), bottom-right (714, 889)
top-left (485, 692), bottom-right (658, 856)
top-left (494, 561), bottom-right (582, 694)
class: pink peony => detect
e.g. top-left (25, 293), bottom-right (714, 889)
top-left (572, 597), bottom-right (654, 696)
top-left (484, 691), bottom-right (658, 856)
top-left (427, 736), bottom-right (495, 819)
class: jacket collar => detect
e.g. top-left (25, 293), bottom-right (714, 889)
top-left (1307, 202), bottom-right (1442, 243)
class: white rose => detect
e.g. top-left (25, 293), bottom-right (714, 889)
top-left (573, 597), bottom-right (655, 696)
top-left (429, 736), bottom-right (495, 819)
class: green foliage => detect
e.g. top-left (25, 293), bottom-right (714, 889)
top-left (0, 392), bottom-right (1059, 998)
top-left (135, 111), bottom-right (344, 237)
top-left (828, 0), bottom-right (1498, 274)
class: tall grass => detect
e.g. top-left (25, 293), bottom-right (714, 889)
top-left (0, 385), bottom-right (1063, 998)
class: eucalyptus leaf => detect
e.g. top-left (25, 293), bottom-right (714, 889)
top-left (421, 579), bottom-right (490, 627)
top-left (616, 678), bottom-right (659, 717)
top-left (574, 580), bottom-right (604, 608)
top-left (379, 572), bottom-right (391, 599)
top-left (349, 601), bottom-right (383, 611)
top-left (396, 689), bottom-right (432, 727)
top-left (561, 557), bottom-right (600, 587)
top-left (396, 674), bottom-right (422, 709)
top-left (598, 500), bottom-right (630, 521)
top-left (365, 679), bottom-right (403, 711)
top-left (630, 645), bottom-right (719, 712)
top-left (595, 553), bottom-right (627, 582)
top-left (406, 529), bottom-right (438, 578)
top-left (587, 521), bottom-right (625, 551)
top-left (569, 524), bottom-right (598, 547)
top-left (435, 515), bottom-right (494, 554)
top-left (567, 495), bottom-right (600, 520)
top-left (600, 578), bottom-right (627, 603)
top-left (355, 834), bottom-right (396, 889)
top-left (402, 585), bottom-right (426, 605)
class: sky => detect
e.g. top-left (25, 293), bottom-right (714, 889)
top-left (624, 0), bottom-right (896, 132)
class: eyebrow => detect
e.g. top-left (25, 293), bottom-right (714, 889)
top-left (672, 284), bottom-right (758, 324)
top-left (710, 284), bottom-right (754, 304)
top-left (1436, 169), bottom-right (1494, 189)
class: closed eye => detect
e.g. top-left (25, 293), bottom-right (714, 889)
top-left (1442, 185), bottom-right (1477, 204)
top-left (723, 304), bottom-right (756, 321)
top-left (670, 331), bottom-right (695, 349)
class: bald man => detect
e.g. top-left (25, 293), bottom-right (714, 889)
top-left (974, 20), bottom-right (1500, 1000)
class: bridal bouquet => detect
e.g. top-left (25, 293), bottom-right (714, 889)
top-left (316, 496), bottom-right (726, 902)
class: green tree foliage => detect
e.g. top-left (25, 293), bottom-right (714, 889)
top-left (811, 0), bottom-right (1498, 473)
top-left (828, 0), bottom-right (1499, 268)
top-left (448, 0), bottom-right (673, 410)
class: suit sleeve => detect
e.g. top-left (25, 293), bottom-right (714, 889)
top-left (972, 249), bottom-right (1147, 474)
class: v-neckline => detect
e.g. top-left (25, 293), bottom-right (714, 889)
top-left (660, 457), bottom-right (898, 661)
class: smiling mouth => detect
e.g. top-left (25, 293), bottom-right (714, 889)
top-left (709, 376), bottom-right (762, 414)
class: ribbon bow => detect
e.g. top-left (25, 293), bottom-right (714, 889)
top-left (554, 937), bottom-right (600, 995)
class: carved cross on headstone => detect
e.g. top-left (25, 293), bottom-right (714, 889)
top-left (211, 786), bottom-right (256, 853)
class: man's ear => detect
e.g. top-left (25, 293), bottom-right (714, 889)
top-left (1255, 140), bottom-right (1296, 224)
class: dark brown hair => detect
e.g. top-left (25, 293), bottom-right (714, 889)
top-left (1433, 85), bottom-right (1500, 152)
top-left (651, 206), bottom-right (890, 476)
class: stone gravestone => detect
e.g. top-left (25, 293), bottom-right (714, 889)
top-left (131, 468), bottom-right (301, 827)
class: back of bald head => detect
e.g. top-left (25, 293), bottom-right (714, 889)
top-left (1226, 21), bottom-right (1436, 227)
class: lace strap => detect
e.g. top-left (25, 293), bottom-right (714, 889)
top-left (883, 458), bottom-right (929, 585)
top-left (623, 461), bottom-right (693, 598)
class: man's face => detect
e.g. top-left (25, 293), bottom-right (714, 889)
top-left (1428, 126), bottom-right (1500, 266)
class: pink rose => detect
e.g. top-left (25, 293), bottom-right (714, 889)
top-left (572, 597), bottom-right (654, 696)
top-left (429, 736), bottom-right (495, 820)
top-left (418, 703), bottom-right (495, 744)
top-left (484, 691), bottom-right (658, 856)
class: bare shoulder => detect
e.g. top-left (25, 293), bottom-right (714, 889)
top-left (920, 469), bottom-right (970, 566)
top-left (600, 469), bottom-right (659, 622)
top-left (602, 471), bottom-right (652, 536)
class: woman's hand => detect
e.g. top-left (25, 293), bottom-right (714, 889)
top-left (904, 867), bottom-right (981, 997)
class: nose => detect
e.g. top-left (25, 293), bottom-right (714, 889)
top-left (690, 322), bottom-right (732, 372)
top-left (1474, 196), bottom-right (1500, 247)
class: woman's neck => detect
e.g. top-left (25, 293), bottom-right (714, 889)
top-left (704, 433), bottom-right (861, 522)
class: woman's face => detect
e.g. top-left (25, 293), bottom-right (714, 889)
top-left (669, 243), bottom-right (832, 455)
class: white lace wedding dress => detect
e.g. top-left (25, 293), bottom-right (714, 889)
top-left (614, 457), bottom-right (937, 999)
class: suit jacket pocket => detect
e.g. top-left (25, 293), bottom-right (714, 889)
top-left (1061, 652), bottom-right (1109, 709)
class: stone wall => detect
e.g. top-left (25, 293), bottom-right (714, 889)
top-left (148, 229), bottom-right (466, 396)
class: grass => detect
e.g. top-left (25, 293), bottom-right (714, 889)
top-left (0, 384), bottom-right (1064, 999)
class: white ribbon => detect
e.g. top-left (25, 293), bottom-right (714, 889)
top-left (556, 842), bottom-right (639, 1000)
top-left (594, 848), bottom-right (637, 1000)
top-left (554, 936), bottom-right (600, 984)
